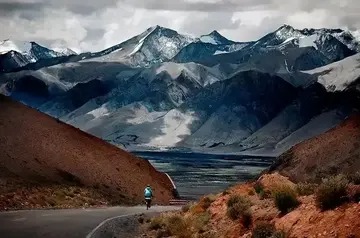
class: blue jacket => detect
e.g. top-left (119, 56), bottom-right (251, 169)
top-left (144, 187), bottom-right (153, 198)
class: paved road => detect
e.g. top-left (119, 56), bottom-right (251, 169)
top-left (0, 206), bottom-right (179, 238)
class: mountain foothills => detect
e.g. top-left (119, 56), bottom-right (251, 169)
top-left (0, 95), bottom-right (174, 210)
top-left (0, 25), bottom-right (359, 155)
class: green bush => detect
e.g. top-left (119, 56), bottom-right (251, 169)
top-left (254, 182), bottom-right (264, 194)
top-left (296, 182), bottom-right (317, 196)
top-left (226, 195), bottom-right (252, 227)
top-left (315, 175), bottom-right (349, 210)
top-left (272, 186), bottom-right (299, 214)
top-left (252, 223), bottom-right (287, 238)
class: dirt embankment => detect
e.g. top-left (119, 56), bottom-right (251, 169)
top-left (0, 95), bottom-right (174, 210)
top-left (141, 173), bottom-right (360, 238)
top-left (268, 114), bottom-right (360, 182)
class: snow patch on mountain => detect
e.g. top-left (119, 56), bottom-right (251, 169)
top-left (199, 30), bottom-right (234, 45)
top-left (52, 47), bottom-right (77, 56)
top-left (144, 109), bottom-right (196, 147)
top-left (87, 104), bottom-right (110, 119)
top-left (305, 53), bottom-right (360, 91)
top-left (129, 26), bottom-right (157, 56)
top-left (298, 35), bottom-right (318, 49)
top-left (214, 50), bottom-right (228, 55)
top-left (200, 35), bottom-right (218, 45)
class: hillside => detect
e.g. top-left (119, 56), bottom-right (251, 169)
top-left (0, 95), bottom-right (174, 209)
top-left (268, 114), bottom-right (360, 182)
top-left (139, 173), bottom-right (360, 238)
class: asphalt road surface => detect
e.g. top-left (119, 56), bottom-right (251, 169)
top-left (0, 206), bottom-right (178, 238)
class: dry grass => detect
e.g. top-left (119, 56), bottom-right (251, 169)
top-left (296, 182), bottom-right (317, 196)
top-left (227, 195), bottom-right (252, 228)
top-left (0, 182), bottom-right (112, 210)
top-left (315, 175), bottom-right (349, 210)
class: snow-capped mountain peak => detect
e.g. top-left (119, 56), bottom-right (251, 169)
top-left (0, 40), bottom-right (33, 55)
top-left (52, 47), bottom-right (77, 56)
top-left (274, 24), bottom-right (302, 40)
top-left (200, 30), bottom-right (233, 45)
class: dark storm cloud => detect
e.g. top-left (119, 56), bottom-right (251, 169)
top-left (0, 0), bottom-right (359, 52)
top-left (121, 0), bottom-right (273, 12)
top-left (0, 0), bottom-right (118, 17)
top-left (0, 1), bottom-right (45, 16)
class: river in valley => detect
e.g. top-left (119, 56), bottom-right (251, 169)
top-left (134, 151), bottom-right (274, 200)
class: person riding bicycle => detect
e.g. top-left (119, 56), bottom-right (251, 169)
top-left (144, 184), bottom-right (153, 210)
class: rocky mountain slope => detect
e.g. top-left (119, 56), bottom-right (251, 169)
top-left (0, 40), bottom-right (77, 72)
top-left (0, 94), bottom-right (174, 206)
top-left (0, 25), bottom-right (359, 155)
top-left (269, 114), bottom-right (360, 182)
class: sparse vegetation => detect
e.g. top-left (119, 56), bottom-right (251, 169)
top-left (151, 212), bottom-right (208, 238)
top-left (315, 175), bottom-right (349, 210)
top-left (200, 195), bottom-right (216, 210)
top-left (296, 182), bottom-right (317, 196)
top-left (222, 189), bottom-right (231, 196)
top-left (191, 211), bottom-right (211, 231)
top-left (252, 222), bottom-right (287, 238)
top-left (348, 172), bottom-right (360, 185)
top-left (227, 195), bottom-right (252, 227)
top-left (254, 182), bottom-right (264, 194)
top-left (149, 217), bottom-right (165, 230)
top-left (254, 182), bottom-right (271, 199)
top-left (166, 215), bottom-right (192, 238)
top-left (182, 202), bottom-right (193, 213)
top-left (272, 186), bottom-right (299, 214)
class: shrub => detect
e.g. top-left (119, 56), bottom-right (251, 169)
top-left (156, 229), bottom-right (171, 238)
top-left (254, 182), bottom-right (264, 194)
top-left (252, 223), bottom-right (276, 238)
top-left (348, 172), bottom-right (360, 185)
top-left (222, 189), bottom-right (231, 196)
top-left (347, 184), bottom-right (360, 202)
top-left (166, 215), bottom-right (192, 238)
top-left (296, 182), bottom-right (317, 196)
top-left (226, 195), bottom-right (252, 227)
top-left (316, 175), bottom-right (349, 210)
top-left (192, 211), bottom-right (211, 231)
top-left (272, 186), bottom-right (299, 214)
top-left (200, 195), bottom-right (216, 210)
top-left (182, 202), bottom-right (193, 213)
top-left (252, 223), bottom-right (287, 238)
top-left (149, 217), bottom-right (165, 230)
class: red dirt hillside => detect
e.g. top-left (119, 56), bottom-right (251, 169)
top-left (269, 114), bottom-right (360, 182)
top-left (0, 95), bottom-right (174, 209)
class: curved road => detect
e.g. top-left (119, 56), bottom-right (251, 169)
top-left (0, 206), bottom-right (179, 238)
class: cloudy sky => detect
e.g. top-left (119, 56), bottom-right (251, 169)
top-left (1, 0), bottom-right (359, 53)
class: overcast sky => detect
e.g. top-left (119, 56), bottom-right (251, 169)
top-left (1, 0), bottom-right (359, 53)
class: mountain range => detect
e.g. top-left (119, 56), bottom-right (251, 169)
top-left (0, 24), bottom-right (359, 155)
